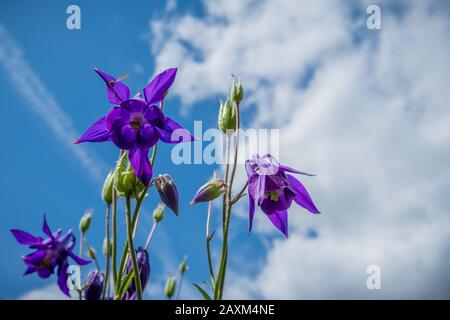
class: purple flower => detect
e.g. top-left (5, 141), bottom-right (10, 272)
top-left (125, 247), bottom-right (150, 300)
top-left (84, 271), bottom-right (104, 300)
top-left (75, 68), bottom-right (195, 185)
top-left (10, 214), bottom-right (91, 296)
top-left (155, 174), bottom-right (179, 215)
top-left (246, 154), bottom-right (320, 238)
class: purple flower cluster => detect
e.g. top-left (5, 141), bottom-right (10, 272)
top-left (11, 214), bottom-right (91, 296)
top-left (75, 68), bottom-right (194, 185)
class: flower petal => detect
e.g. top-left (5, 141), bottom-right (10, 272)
top-left (57, 262), bottom-right (70, 297)
top-left (248, 193), bottom-right (255, 234)
top-left (68, 251), bottom-right (91, 266)
top-left (287, 175), bottom-right (320, 214)
top-left (11, 229), bottom-right (42, 245)
top-left (23, 266), bottom-right (36, 275)
top-left (42, 214), bottom-right (56, 241)
top-left (143, 105), bottom-right (165, 127)
top-left (105, 107), bottom-right (130, 131)
top-left (23, 250), bottom-right (47, 266)
top-left (37, 267), bottom-right (53, 279)
top-left (279, 165), bottom-right (315, 176)
top-left (156, 117), bottom-right (195, 144)
top-left (95, 68), bottom-right (130, 104)
top-left (266, 210), bottom-right (289, 238)
top-left (248, 174), bottom-right (266, 205)
top-left (143, 68), bottom-right (177, 105)
top-left (75, 116), bottom-right (111, 144)
top-left (111, 124), bottom-right (137, 150)
top-left (128, 147), bottom-right (152, 186)
top-left (121, 99), bottom-right (147, 113)
top-left (137, 124), bottom-right (159, 148)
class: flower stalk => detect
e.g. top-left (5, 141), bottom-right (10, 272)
top-left (125, 197), bottom-right (143, 300)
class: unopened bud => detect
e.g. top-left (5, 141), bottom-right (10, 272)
top-left (87, 246), bottom-right (97, 260)
top-left (114, 153), bottom-right (145, 199)
top-left (79, 211), bottom-right (92, 234)
top-left (179, 257), bottom-right (188, 274)
top-left (190, 178), bottom-right (227, 205)
top-left (155, 174), bottom-right (179, 215)
top-left (103, 238), bottom-right (112, 257)
top-left (230, 78), bottom-right (244, 104)
top-left (153, 204), bottom-right (164, 223)
top-left (218, 97), bottom-right (236, 134)
top-left (102, 170), bottom-right (114, 205)
top-left (164, 276), bottom-right (176, 299)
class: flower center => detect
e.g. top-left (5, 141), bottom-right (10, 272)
top-left (129, 113), bottom-right (145, 130)
top-left (266, 190), bottom-right (281, 201)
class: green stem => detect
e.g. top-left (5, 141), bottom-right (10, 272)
top-left (125, 197), bottom-right (143, 300)
top-left (222, 135), bottom-right (231, 227)
top-left (206, 200), bottom-right (215, 284)
top-left (112, 185), bottom-right (118, 295)
top-left (215, 102), bottom-right (241, 300)
top-left (102, 204), bottom-right (111, 299)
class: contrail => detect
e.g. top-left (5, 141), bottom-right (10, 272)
top-left (0, 24), bottom-right (107, 182)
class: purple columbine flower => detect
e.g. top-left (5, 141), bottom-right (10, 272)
top-left (84, 271), bottom-right (104, 300)
top-left (246, 154), bottom-right (320, 238)
top-left (124, 247), bottom-right (150, 300)
top-left (75, 68), bottom-right (195, 186)
top-left (11, 214), bottom-right (91, 296)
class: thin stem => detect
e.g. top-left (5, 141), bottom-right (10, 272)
top-left (125, 197), bottom-right (143, 300)
top-left (102, 204), bottom-right (111, 299)
top-left (118, 185), bottom-right (149, 281)
top-left (176, 272), bottom-right (184, 300)
top-left (231, 180), bottom-right (248, 205)
top-left (112, 185), bottom-right (118, 296)
top-left (215, 102), bottom-right (241, 300)
top-left (206, 200), bottom-right (215, 283)
top-left (79, 234), bottom-right (84, 257)
top-left (222, 135), bottom-right (231, 227)
top-left (144, 220), bottom-right (158, 250)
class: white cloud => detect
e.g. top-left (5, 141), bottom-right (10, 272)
top-left (0, 24), bottom-right (107, 182)
top-left (19, 284), bottom-right (77, 300)
top-left (150, 0), bottom-right (450, 298)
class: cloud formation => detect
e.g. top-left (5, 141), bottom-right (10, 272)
top-left (149, 0), bottom-right (450, 298)
top-left (0, 24), bottom-right (107, 182)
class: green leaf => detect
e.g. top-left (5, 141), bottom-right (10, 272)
top-left (118, 271), bottom-right (135, 298)
top-left (193, 283), bottom-right (211, 300)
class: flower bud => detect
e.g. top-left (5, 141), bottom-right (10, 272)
top-left (155, 174), bottom-right (179, 215)
top-left (179, 257), bottom-right (188, 274)
top-left (79, 211), bottom-right (92, 234)
top-left (190, 178), bottom-right (227, 205)
top-left (87, 246), bottom-right (97, 260)
top-left (114, 153), bottom-right (145, 199)
top-left (103, 238), bottom-right (112, 257)
top-left (102, 170), bottom-right (114, 205)
top-left (84, 271), bottom-right (104, 300)
top-left (218, 97), bottom-right (236, 134)
top-left (164, 276), bottom-right (176, 299)
top-left (153, 204), bottom-right (164, 223)
top-left (230, 78), bottom-right (244, 104)
top-left (125, 247), bottom-right (150, 298)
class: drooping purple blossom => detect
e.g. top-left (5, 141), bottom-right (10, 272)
top-left (75, 68), bottom-right (195, 185)
top-left (124, 247), bottom-right (150, 300)
top-left (84, 271), bottom-right (104, 300)
top-left (10, 214), bottom-right (91, 296)
top-left (246, 154), bottom-right (320, 238)
top-left (155, 174), bottom-right (179, 215)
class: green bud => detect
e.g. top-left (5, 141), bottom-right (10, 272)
top-left (87, 246), bottom-right (97, 260)
top-left (190, 178), bottom-right (227, 205)
top-left (114, 153), bottom-right (145, 199)
top-left (113, 152), bottom-right (129, 197)
top-left (103, 238), bottom-right (112, 257)
top-left (179, 257), bottom-right (188, 274)
top-left (153, 204), bottom-right (165, 223)
top-left (218, 97), bottom-right (236, 134)
top-left (230, 78), bottom-right (244, 104)
top-left (164, 276), bottom-right (176, 299)
top-left (79, 210), bottom-right (92, 234)
top-left (102, 170), bottom-right (114, 205)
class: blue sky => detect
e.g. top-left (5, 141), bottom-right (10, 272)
top-left (0, 0), bottom-right (261, 299)
top-left (1, 0), bottom-right (450, 300)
